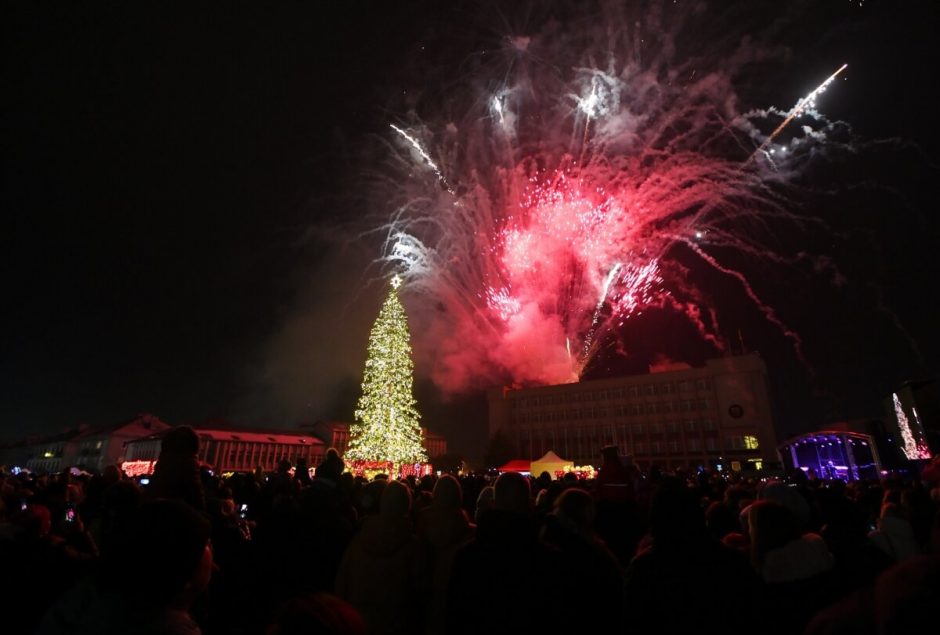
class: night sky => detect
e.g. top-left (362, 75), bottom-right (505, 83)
top-left (4, 1), bottom-right (939, 460)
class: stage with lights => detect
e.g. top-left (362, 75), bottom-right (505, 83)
top-left (779, 431), bottom-right (881, 481)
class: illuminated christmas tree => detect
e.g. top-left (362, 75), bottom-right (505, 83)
top-left (893, 392), bottom-right (932, 460)
top-left (346, 275), bottom-right (428, 474)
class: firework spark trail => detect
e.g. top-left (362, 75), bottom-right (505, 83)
top-left (372, 4), bottom-right (848, 393)
top-left (580, 262), bottom-right (622, 363)
top-left (750, 63), bottom-right (848, 162)
top-left (681, 239), bottom-right (807, 366)
top-left (389, 124), bottom-right (455, 193)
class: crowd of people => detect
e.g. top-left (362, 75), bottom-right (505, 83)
top-left (2, 425), bottom-right (939, 634)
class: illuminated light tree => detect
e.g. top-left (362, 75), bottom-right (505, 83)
top-left (346, 275), bottom-right (428, 475)
top-left (893, 392), bottom-right (932, 460)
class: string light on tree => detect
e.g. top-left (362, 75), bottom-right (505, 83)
top-left (345, 275), bottom-right (428, 475)
top-left (892, 392), bottom-right (931, 460)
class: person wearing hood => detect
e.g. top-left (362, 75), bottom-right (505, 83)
top-left (746, 499), bottom-right (836, 633)
top-left (446, 472), bottom-right (567, 635)
top-left (416, 475), bottom-right (474, 635)
top-left (624, 477), bottom-right (760, 634)
top-left (335, 480), bottom-right (429, 635)
top-left (869, 502), bottom-right (921, 562)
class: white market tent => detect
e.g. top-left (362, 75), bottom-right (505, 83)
top-left (530, 451), bottom-right (574, 479)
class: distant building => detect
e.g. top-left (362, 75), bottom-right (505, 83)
top-left (306, 420), bottom-right (448, 460)
top-left (71, 414), bottom-right (172, 472)
top-left (0, 414), bottom-right (170, 473)
top-left (488, 353), bottom-right (777, 471)
top-left (124, 426), bottom-right (326, 474)
top-left (423, 428), bottom-right (448, 459)
top-left (1, 413), bottom-right (450, 475)
top-left (308, 420), bottom-right (352, 455)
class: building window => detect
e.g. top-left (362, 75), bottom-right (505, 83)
top-left (650, 422), bottom-right (663, 434)
top-left (702, 419), bottom-right (716, 431)
top-left (696, 378), bottom-right (711, 390)
top-left (629, 386), bottom-right (639, 397)
top-left (661, 382), bottom-right (674, 394)
top-left (744, 435), bottom-right (760, 450)
top-left (634, 423), bottom-right (645, 435)
top-left (650, 441), bottom-right (663, 454)
top-left (668, 440), bottom-right (681, 453)
top-left (705, 438), bottom-right (718, 451)
top-left (666, 422), bottom-right (679, 434)
top-left (698, 399), bottom-right (711, 411)
top-left (687, 438), bottom-right (702, 452)
top-left (685, 420), bottom-right (698, 433)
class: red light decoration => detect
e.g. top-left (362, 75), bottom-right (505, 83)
top-left (347, 460), bottom-right (432, 480)
top-left (121, 460), bottom-right (156, 477)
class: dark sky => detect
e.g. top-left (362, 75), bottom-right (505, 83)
top-left (3, 1), bottom-right (939, 458)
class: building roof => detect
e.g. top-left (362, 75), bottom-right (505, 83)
top-left (195, 429), bottom-right (324, 445)
top-left (779, 430), bottom-right (875, 448)
top-left (490, 353), bottom-right (766, 398)
top-left (305, 420), bottom-right (352, 431)
top-left (126, 426), bottom-right (325, 446)
top-left (72, 413), bottom-right (170, 439)
top-left (1, 414), bottom-right (171, 448)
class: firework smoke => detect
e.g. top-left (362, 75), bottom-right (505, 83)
top-left (372, 2), bottom-right (849, 393)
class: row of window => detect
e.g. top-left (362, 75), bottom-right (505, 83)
top-left (519, 434), bottom-right (758, 457)
top-left (516, 399), bottom-right (713, 423)
top-left (217, 443), bottom-right (322, 470)
top-left (519, 419), bottom-right (718, 435)
top-left (514, 378), bottom-right (712, 408)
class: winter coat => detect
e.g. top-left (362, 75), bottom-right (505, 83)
top-left (869, 516), bottom-right (921, 562)
top-left (416, 506), bottom-right (474, 635)
top-left (761, 532), bottom-right (834, 583)
top-left (335, 515), bottom-right (429, 635)
top-left (446, 509), bottom-right (568, 635)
